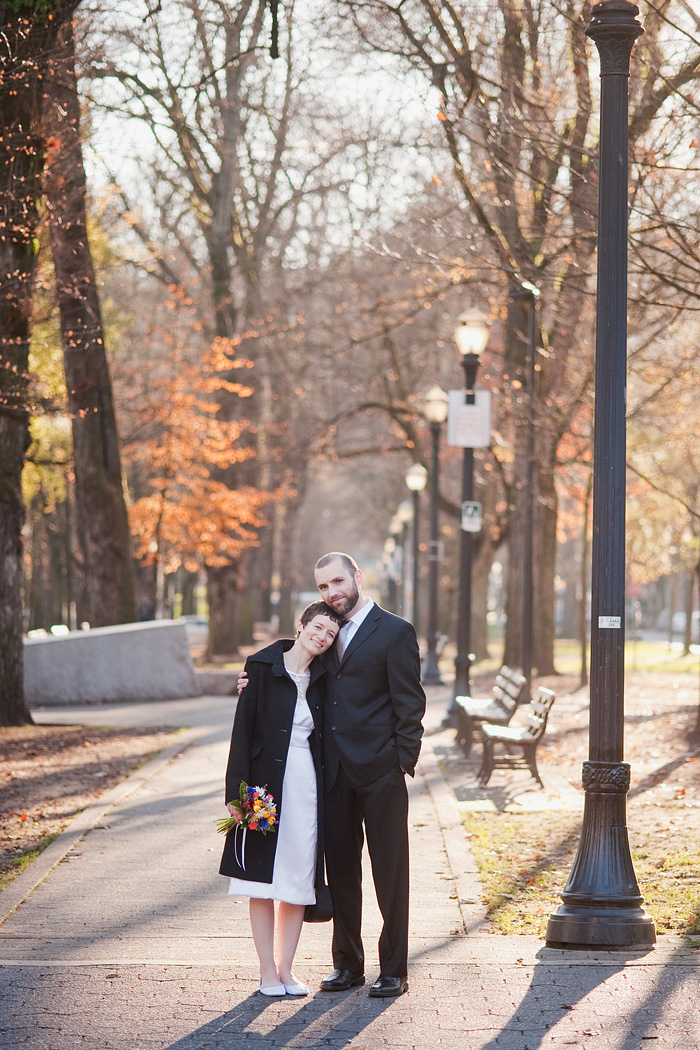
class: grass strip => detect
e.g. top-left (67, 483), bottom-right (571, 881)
top-left (465, 812), bottom-right (700, 936)
top-left (0, 834), bottom-right (60, 894)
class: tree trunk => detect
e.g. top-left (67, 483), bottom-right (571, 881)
top-left (201, 198), bottom-right (252, 656)
top-left (533, 462), bottom-right (558, 675)
top-left (470, 472), bottom-right (498, 664)
top-left (501, 291), bottom-right (560, 676)
top-left (275, 473), bottom-right (310, 635)
top-left (43, 20), bottom-right (136, 627)
top-left (667, 573), bottom-right (678, 648)
top-left (502, 295), bottom-right (531, 670)
top-left (682, 563), bottom-right (694, 656)
top-left (196, 10), bottom-right (270, 657)
top-left (207, 562), bottom-right (253, 657)
top-left (275, 505), bottom-right (296, 636)
top-left (503, 476), bottom-right (527, 670)
top-left (693, 558), bottom-right (700, 740)
top-left (0, 7), bottom-right (77, 725)
top-left (0, 417), bottom-right (33, 724)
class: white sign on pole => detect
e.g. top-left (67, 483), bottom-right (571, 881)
top-left (447, 390), bottom-right (491, 448)
top-left (461, 501), bottom-right (482, 533)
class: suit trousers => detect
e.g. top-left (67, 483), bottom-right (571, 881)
top-left (324, 762), bottom-right (410, 978)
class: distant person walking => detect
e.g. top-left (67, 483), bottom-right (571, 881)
top-left (313, 552), bottom-right (426, 998)
top-left (220, 601), bottom-right (342, 997)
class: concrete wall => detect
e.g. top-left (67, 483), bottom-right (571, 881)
top-left (25, 620), bottom-right (200, 706)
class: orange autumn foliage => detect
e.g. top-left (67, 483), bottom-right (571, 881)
top-left (123, 337), bottom-right (272, 571)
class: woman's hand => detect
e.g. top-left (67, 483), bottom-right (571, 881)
top-left (236, 671), bottom-right (248, 695)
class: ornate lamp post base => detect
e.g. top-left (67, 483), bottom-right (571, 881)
top-left (546, 908), bottom-right (656, 951)
top-left (546, 762), bottom-right (655, 949)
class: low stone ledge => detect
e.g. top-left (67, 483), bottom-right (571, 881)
top-left (25, 620), bottom-right (199, 706)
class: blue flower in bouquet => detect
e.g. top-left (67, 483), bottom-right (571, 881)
top-left (214, 781), bottom-right (278, 837)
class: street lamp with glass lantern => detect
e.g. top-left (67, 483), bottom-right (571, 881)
top-left (449, 310), bottom-right (491, 718)
top-left (454, 309), bottom-right (491, 360)
top-left (405, 463), bottom-right (427, 633)
top-left (423, 386), bottom-right (449, 684)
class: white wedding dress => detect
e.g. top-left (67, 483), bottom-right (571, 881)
top-left (228, 671), bottom-right (317, 905)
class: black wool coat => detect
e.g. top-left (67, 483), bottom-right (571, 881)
top-left (219, 639), bottom-right (328, 885)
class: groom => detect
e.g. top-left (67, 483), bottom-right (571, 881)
top-left (314, 552), bottom-right (426, 998)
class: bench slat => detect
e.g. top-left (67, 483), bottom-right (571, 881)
top-left (477, 688), bottom-right (555, 787)
top-left (454, 666), bottom-right (528, 757)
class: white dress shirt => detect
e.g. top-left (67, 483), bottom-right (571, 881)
top-left (337, 598), bottom-right (374, 657)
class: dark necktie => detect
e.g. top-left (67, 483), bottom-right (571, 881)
top-left (337, 620), bottom-right (352, 658)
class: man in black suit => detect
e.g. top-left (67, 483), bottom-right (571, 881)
top-left (314, 552), bottom-right (425, 998)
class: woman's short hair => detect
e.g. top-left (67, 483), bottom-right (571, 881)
top-left (298, 601), bottom-right (344, 629)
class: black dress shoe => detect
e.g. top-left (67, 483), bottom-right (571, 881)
top-left (320, 968), bottom-right (365, 992)
top-left (368, 975), bottom-right (408, 998)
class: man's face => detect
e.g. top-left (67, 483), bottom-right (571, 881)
top-left (314, 559), bottom-right (362, 618)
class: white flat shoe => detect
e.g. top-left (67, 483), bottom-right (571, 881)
top-left (283, 980), bottom-right (309, 996)
top-left (258, 978), bottom-right (286, 997)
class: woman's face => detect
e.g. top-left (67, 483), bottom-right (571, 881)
top-left (297, 614), bottom-right (340, 655)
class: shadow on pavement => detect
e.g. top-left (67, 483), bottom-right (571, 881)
top-left (474, 951), bottom-right (626, 1049)
top-left (163, 986), bottom-right (394, 1050)
top-left (613, 959), bottom-right (699, 1047)
top-left (475, 940), bottom-right (699, 1050)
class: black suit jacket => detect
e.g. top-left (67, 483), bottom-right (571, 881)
top-left (320, 604), bottom-right (426, 787)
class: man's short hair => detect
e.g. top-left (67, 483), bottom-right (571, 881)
top-left (314, 552), bottom-right (359, 575)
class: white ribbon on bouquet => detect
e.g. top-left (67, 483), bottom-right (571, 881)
top-left (234, 824), bottom-right (248, 871)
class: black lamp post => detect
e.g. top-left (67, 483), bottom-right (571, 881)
top-left (451, 310), bottom-right (490, 713)
top-left (546, 1), bottom-right (655, 950)
top-left (405, 463), bottom-right (428, 634)
top-left (423, 386), bottom-right (449, 685)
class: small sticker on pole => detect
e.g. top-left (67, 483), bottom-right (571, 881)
top-left (598, 616), bottom-right (621, 629)
top-left (461, 501), bottom-right (482, 533)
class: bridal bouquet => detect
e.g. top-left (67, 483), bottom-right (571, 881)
top-left (214, 781), bottom-right (278, 837)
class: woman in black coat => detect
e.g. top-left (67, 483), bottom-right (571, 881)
top-left (220, 601), bottom-right (342, 997)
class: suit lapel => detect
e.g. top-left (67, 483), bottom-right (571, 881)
top-left (339, 604), bottom-right (382, 665)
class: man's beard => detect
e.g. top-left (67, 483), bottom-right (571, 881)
top-left (330, 581), bottom-right (360, 616)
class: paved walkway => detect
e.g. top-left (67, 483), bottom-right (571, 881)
top-left (0, 686), bottom-right (698, 1048)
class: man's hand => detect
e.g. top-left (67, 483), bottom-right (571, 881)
top-left (236, 671), bottom-right (249, 695)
